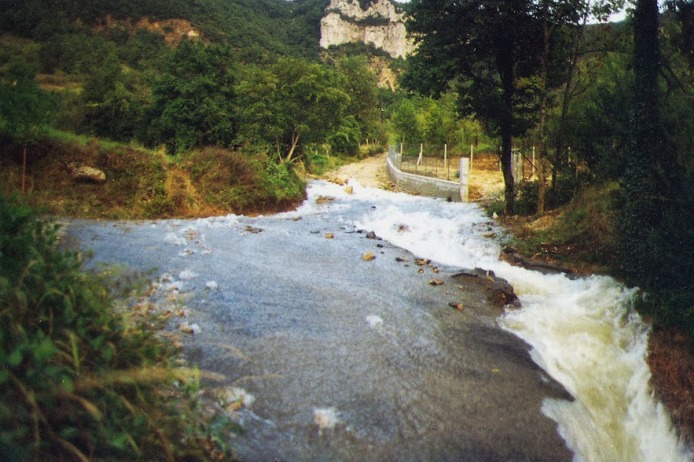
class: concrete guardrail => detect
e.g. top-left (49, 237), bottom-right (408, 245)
top-left (387, 147), bottom-right (469, 202)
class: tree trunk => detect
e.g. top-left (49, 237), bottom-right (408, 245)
top-left (620, 0), bottom-right (669, 285)
top-left (284, 129), bottom-right (300, 163)
top-left (501, 129), bottom-right (515, 215)
top-left (21, 145), bottom-right (27, 194)
top-left (499, 38), bottom-right (516, 215)
top-left (536, 0), bottom-right (551, 215)
top-left (553, 10), bottom-right (589, 195)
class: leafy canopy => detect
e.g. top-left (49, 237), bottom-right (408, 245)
top-left (235, 58), bottom-right (350, 162)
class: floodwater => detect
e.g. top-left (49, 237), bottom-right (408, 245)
top-left (65, 180), bottom-right (691, 462)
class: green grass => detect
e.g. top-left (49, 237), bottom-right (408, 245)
top-left (0, 197), bottom-right (236, 461)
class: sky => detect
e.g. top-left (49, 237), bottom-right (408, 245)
top-left (391, 0), bottom-right (628, 23)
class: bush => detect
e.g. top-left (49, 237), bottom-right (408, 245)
top-left (515, 175), bottom-right (581, 216)
top-left (184, 148), bottom-right (305, 214)
top-left (515, 180), bottom-right (540, 215)
top-left (0, 196), bottom-right (230, 461)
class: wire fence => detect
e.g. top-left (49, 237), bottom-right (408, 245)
top-left (396, 143), bottom-right (540, 182)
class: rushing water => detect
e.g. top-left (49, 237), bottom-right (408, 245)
top-left (66, 179), bottom-right (691, 461)
top-left (350, 181), bottom-right (692, 462)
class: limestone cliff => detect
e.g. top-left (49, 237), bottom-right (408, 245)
top-left (319, 0), bottom-right (415, 59)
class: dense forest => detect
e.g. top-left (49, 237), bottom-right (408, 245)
top-left (402, 0), bottom-right (694, 334)
top-left (1, 0), bottom-right (694, 459)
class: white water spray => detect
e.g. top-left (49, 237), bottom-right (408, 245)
top-left (317, 180), bottom-right (691, 462)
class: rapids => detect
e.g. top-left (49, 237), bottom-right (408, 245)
top-left (65, 179), bottom-right (691, 461)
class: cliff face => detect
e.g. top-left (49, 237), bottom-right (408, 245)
top-left (319, 0), bottom-right (415, 59)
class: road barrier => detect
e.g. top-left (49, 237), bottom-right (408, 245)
top-left (387, 146), bottom-right (469, 202)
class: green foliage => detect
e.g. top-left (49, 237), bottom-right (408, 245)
top-left (328, 116), bottom-right (362, 155)
top-left (558, 51), bottom-right (633, 179)
top-left (81, 53), bottom-right (150, 142)
top-left (145, 40), bottom-right (237, 154)
top-left (0, 197), bottom-right (231, 461)
top-left (334, 55), bottom-right (382, 143)
top-left (0, 56), bottom-right (55, 143)
top-left (39, 32), bottom-right (118, 75)
top-left (305, 146), bottom-right (337, 174)
top-left (390, 98), bottom-right (420, 145)
top-left (235, 58), bottom-right (350, 162)
top-left (263, 161), bottom-right (306, 204)
top-left (184, 147), bottom-right (305, 213)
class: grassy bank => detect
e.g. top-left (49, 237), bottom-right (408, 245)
top-left (0, 131), bottom-right (306, 220)
top-left (495, 182), bottom-right (694, 446)
top-left (0, 196), bottom-right (237, 461)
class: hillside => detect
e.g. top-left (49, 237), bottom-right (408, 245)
top-left (0, 0), bottom-right (330, 60)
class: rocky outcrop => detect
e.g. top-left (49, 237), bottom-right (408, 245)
top-left (95, 16), bottom-right (201, 45)
top-left (320, 0), bottom-right (415, 59)
top-left (451, 268), bottom-right (521, 308)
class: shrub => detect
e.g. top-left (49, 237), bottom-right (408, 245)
top-left (0, 196), bottom-right (230, 461)
top-left (515, 180), bottom-right (540, 215)
top-left (184, 147), bottom-right (305, 214)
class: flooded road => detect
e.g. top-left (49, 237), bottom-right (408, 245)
top-left (66, 180), bottom-right (690, 461)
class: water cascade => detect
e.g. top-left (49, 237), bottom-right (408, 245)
top-left (351, 180), bottom-right (691, 461)
top-left (66, 179), bottom-right (691, 461)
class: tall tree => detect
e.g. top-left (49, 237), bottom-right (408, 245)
top-left (235, 58), bottom-right (349, 163)
top-left (0, 57), bottom-right (54, 192)
top-left (405, 0), bottom-right (544, 213)
top-left (82, 52), bottom-right (148, 142)
top-left (334, 56), bottom-right (381, 143)
top-left (620, 0), bottom-right (681, 286)
top-left (145, 40), bottom-right (236, 154)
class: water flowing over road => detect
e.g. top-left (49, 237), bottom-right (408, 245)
top-left (66, 180), bottom-right (691, 462)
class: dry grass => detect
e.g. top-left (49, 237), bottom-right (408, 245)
top-left (0, 135), bottom-right (303, 219)
top-left (648, 328), bottom-right (694, 445)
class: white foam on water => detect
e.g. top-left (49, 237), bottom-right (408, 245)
top-left (178, 269), bottom-right (198, 280)
top-left (164, 232), bottom-right (186, 246)
top-left (366, 315), bottom-right (384, 329)
top-left (334, 181), bottom-right (691, 462)
top-left (314, 407), bottom-right (340, 433)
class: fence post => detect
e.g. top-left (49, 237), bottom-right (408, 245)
top-left (445, 144), bottom-right (449, 180)
top-left (459, 157), bottom-right (469, 202)
top-left (512, 150), bottom-right (523, 182)
top-left (416, 143), bottom-right (423, 173)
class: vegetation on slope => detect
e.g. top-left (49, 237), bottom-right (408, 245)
top-left (0, 133), bottom-right (305, 219)
top-left (2, 0), bottom-right (694, 453)
top-left (0, 196), bottom-right (235, 461)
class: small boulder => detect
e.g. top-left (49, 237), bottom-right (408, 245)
top-left (71, 165), bottom-right (106, 184)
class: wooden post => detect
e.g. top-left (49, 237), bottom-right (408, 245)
top-left (416, 143), bottom-right (423, 172)
top-left (21, 146), bottom-right (27, 194)
top-left (512, 150), bottom-right (523, 182)
top-left (445, 144), bottom-right (449, 180)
